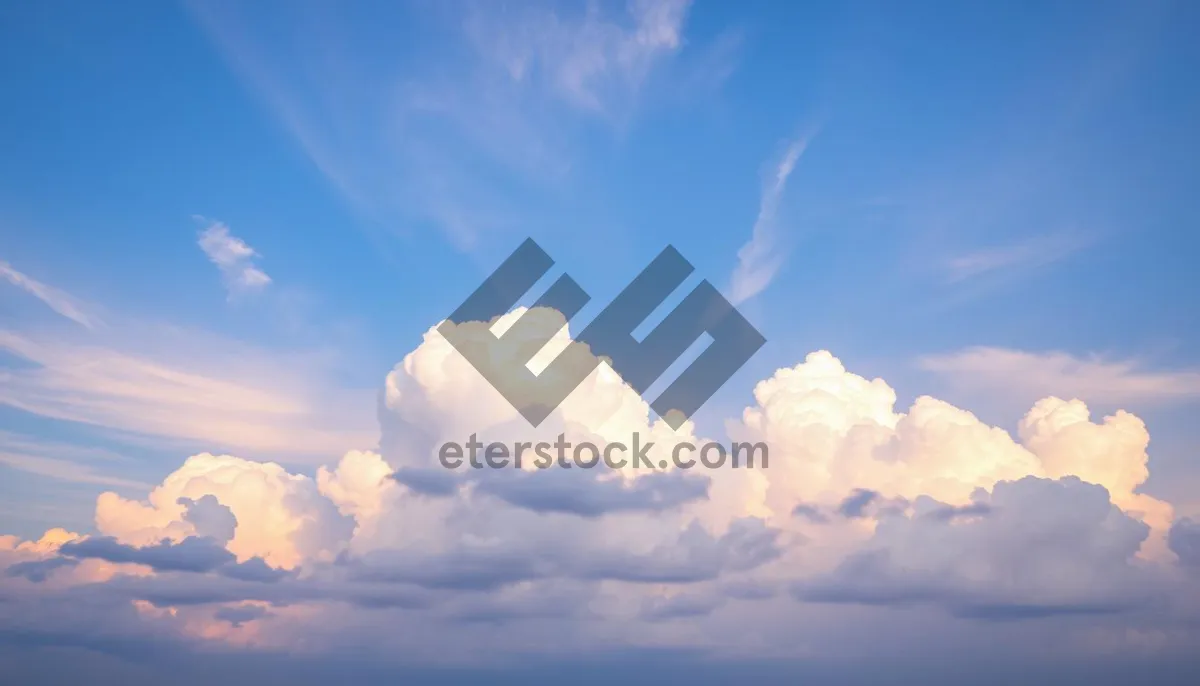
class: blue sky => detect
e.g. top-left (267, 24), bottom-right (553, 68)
top-left (2, 1), bottom-right (1200, 682)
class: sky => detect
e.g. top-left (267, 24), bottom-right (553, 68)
top-left (2, 0), bottom-right (1200, 683)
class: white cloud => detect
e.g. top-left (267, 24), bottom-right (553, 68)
top-left (730, 350), bottom-right (1174, 560)
top-left (732, 350), bottom-right (1039, 513)
top-left (1, 332), bottom-right (1195, 664)
top-left (316, 450), bottom-right (397, 539)
top-left (196, 219), bottom-right (271, 296)
top-left (1020, 396), bottom-right (1175, 557)
top-left (729, 136), bottom-right (809, 305)
top-left (96, 453), bottom-right (353, 570)
top-left (0, 259), bottom-right (101, 328)
top-left (919, 346), bottom-right (1200, 407)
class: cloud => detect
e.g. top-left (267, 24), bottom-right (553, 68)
top-left (345, 514), bottom-right (779, 590)
top-left (77, 571), bottom-right (426, 611)
top-left (95, 453), bottom-right (354, 570)
top-left (919, 346), bottom-right (1200, 408)
top-left (795, 477), bottom-right (1155, 618)
top-left (729, 136), bottom-right (809, 305)
top-left (54, 535), bottom-right (290, 588)
top-left (1168, 518), bottom-right (1200, 570)
top-left (577, 517), bottom-right (780, 583)
top-left (0, 333), bottom-right (1196, 665)
top-left (219, 556), bottom-right (289, 584)
top-left (790, 503), bottom-right (830, 524)
top-left (179, 495), bottom-right (238, 544)
top-left (348, 547), bottom-right (547, 591)
top-left (60, 536), bottom-right (237, 574)
top-left (389, 467), bottom-right (459, 497)
top-left (317, 451), bottom-right (399, 524)
top-left (1, 264), bottom-right (375, 462)
top-left (4, 557), bottom-right (79, 583)
top-left (731, 351), bottom-right (1040, 515)
top-left (944, 231), bottom-right (1089, 283)
top-left (442, 580), bottom-right (591, 625)
top-left (196, 219), bottom-right (271, 296)
top-left (473, 468), bottom-right (710, 517)
top-left (462, 0), bottom-right (692, 114)
top-left (0, 328), bottom-right (377, 460)
top-left (0, 259), bottom-right (101, 328)
top-left (187, 1), bottom-right (704, 250)
top-left (0, 528), bottom-right (81, 556)
top-left (0, 430), bottom-right (152, 490)
top-left (720, 579), bottom-right (779, 601)
top-left (731, 350), bottom-right (1175, 562)
top-left (640, 591), bottom-right (725, 622)
top-left (214, 604), bottom-right (269, 627)
top-left (836, 489), bottom-right (879, 519)
top-left (925, 501), bottom-right (992, 522)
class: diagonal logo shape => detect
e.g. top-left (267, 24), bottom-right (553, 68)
top-left (439, 238), bottom-right (766, 430)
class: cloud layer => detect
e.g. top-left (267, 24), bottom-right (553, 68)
top-left (3, 312), bottom-right (1198, 669)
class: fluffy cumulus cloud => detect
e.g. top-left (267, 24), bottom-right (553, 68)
top-left (796, 477), bottom-right (1155, 618)
top-left (94, 453), bottom-right (352, 569)
top-left (2, 316), bottom-right (1199, 669)
top-left (730, 352), bottom-right (1173, 558)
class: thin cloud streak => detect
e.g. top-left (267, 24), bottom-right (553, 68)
top-left (0, 263), bottom-right (374, 463)
top-left (0, 451), bottom-right (151, 491)
top-left (729, 135), bottom-right (810, 305)
top-left (0, 329), bottom-right (377, 460)
top-left (1, 259), bottom-right (101, 329)
top-left (920, 346), bottom-right (1200, 407)
top-left (186, 0), bottom-right (697, 252)
top-left (1, 426), bottom-right (151, 490)
top-left (944, 231), bottom-right (1090, 284)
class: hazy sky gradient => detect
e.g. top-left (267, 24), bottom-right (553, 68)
top-left (2, 0), bottom-right (1199, 682)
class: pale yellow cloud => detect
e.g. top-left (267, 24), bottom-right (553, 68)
top-left (96, 453), bottom-right (353, 569)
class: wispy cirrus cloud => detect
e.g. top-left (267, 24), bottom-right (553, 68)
top-left (0, 431), bottom-right (151, 491)
top-left (0, 258), bottom-right (374, 463)
top-left (944, 231), bottom-right (1089, 284)
top-left (461, 0), bottom-right (692, 115)
top-left (920, 346), bottom-right (1200, 407)
top-left (1, 259), bottom-right (101, 329)
top-left (729, 135), bottom-right (810, 305)
top-left (0, 328), bottom-right (376, 460)
top-left (186, 0), bottom-right (705, 251)
top-left (195, 218), bottom-right (271, 297)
